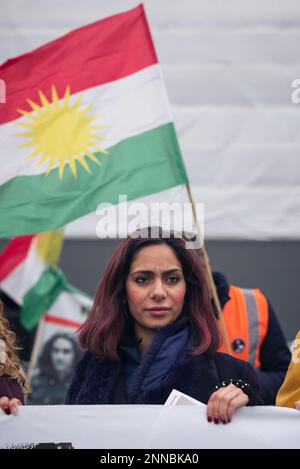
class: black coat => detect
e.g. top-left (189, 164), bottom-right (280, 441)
top-left (66, 318), bottom-right (263, 406)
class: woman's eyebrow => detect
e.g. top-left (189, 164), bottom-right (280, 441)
top-left (162, 268), bottom-right (183, 275)
top-left (131, 268), bottom-right (183, 276)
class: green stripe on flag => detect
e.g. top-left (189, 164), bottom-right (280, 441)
top-left (0, 123), bottom-right (188, 237)
top-left (21, 266), bottom-right (67, 330)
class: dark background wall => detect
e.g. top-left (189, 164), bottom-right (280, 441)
top-left (1, 239), bottom-right (299, 342)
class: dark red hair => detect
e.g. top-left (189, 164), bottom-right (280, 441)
top-left (79, 227), bottom-right (221, 360)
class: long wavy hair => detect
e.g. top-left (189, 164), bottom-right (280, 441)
top-left (0, 300), bottom-right (30, 394)
top-left (37, 333), bottom-right (82, 380)
top-left (79, 227), bottom-right (222, 361)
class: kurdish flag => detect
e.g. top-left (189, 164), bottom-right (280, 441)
top-left (0, 5), bottom-right (188, 237)
top-left (0, 232), bottom-right (67, 330)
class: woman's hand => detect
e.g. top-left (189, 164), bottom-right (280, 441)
top-left (0, 396), bottom-right (21, 416)
top-left (207, 384), bottom-right (249, 424)
top-left (295, 401), bottom-right (300, 411)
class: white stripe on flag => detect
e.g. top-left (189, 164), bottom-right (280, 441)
top-left (0, 238), bottom-right (46, 304)
top-left (0, 65), bottom-right (173, 185)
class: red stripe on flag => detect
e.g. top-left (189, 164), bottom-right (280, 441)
top-left (44, 315), bottom-right (81, 329)
top-left (0, 5), bottom-right (158, 124)
top-left (0, 235), bottom-right (35, 281)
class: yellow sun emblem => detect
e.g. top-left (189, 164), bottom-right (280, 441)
top-left (16, 85), bottom-right (108, 179)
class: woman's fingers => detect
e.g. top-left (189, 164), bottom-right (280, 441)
top-left (295, 401), bottom-right (300, 411)
top-left (211, 387), bottom-right (232, 424)
top-left (0, 396), bottom-right (10, 414)
top-left (207, 384), bottom-right (249, 424)
top-left (207, 386), bottom-right (230, 423)
top-left (206, 389), bottom-right (218, 423)
top-left (0, 397), bottom-right (21, 415)
top-left (218, 388), bottom-right (244, 423)
top-left (227, 393), bottom-right (249, 422)
top-left (9, 398), bottom-right (21, 416)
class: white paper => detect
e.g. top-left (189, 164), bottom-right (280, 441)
top-left (165, 389), bottom-right (205, 407)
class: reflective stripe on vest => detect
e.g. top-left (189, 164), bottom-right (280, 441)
top-left (218, 286), bottom-right (269, 368)
top-left (243, 288), bottom-right (259, 366)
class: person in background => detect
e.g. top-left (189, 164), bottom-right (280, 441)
top-left (66, 228), bottom-right (263, 424)
top-left (29, 333), bottom-right (82, 405)
top-left (0, 290), bottom-right (36, 364)
top-left (211, 270), bottom-right (291, 405)
top-left (276, 330), bottom-right (300, 410)
top-left (0, 300), bottom-right (30, 415)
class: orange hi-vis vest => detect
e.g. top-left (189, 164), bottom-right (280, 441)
top-left (218, 286), bottom-right (269, 368)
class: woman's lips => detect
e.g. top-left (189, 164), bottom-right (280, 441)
top-left (146, 307), bottom-right (170, 316)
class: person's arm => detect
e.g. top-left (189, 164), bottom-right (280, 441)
top-left (0, 376), bottom-right (24, 415)
top-left (276, 331), bottom-right (300, 409)
top-left (255, 302), bottom-right (291, 405)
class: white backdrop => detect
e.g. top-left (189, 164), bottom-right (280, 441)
top-left (1, 0), bottom-right (300, 239)
top-left (0, 405), bottom-right (299, 449)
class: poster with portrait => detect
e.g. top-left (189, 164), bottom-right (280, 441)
top-left (28, 289), bottom-right (92, 405)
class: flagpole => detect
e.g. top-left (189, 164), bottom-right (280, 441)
top-left (185, 183), bottom-right (231, 354)
top-left (26, 317), bottom-right (45, 385)
top-left (26, 228), bottom-right (65, 385)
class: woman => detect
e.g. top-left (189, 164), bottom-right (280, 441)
top-left (276, 330), bottom-right (300, 410)
top-left (66, 228), bottom-right (263, 423)
top-left (0, 300), bottom-right (29, 415)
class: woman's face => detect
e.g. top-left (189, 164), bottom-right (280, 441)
top-left (50, 337), bottom-right (75, 373)
top-left (126, 244), bottom-right (186, 331)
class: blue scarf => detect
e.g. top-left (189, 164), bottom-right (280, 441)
top-left (119, 316), bottom-right (194, 398)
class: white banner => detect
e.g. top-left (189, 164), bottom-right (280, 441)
top-left (0, 405), bottom-right (299, 449)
